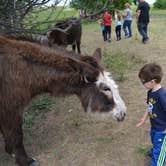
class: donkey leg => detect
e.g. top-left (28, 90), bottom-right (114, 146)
top-left (72, 43), bottom-right (76, 52)
top-left (76, 41), bottom-right (81, 54)
top-left (1, 119), bottom-right (38, 166)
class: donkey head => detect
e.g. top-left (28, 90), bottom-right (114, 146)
top-left (79, 49), bottom-right (126, 121)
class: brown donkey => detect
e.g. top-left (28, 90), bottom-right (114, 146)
top-left (0, 35), bottom-right (126, 166)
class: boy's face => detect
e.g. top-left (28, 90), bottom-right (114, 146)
top-left (141, 79), bottom-right (157, 90)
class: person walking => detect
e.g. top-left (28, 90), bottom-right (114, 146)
top-left (122, 3), bottom-right (133, 38)
top-left (98, 16), bottom-right (106, 41)
top-left (115, 10), bottom-right (122, 41)
top-left (136, 0), bottom-right (150, 44)
top-left (103, 8), bottom-right (112, 42)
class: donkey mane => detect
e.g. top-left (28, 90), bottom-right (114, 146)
top-left (0, 36), bottom-right (102, 73)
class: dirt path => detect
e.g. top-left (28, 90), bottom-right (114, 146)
top-left (0, 17), bottom-right (166, 166)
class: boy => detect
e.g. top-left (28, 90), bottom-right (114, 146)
top-left (137, 63), bottom-right (166, 166)
top-left (98, 16), bottom-right (106, 41)
top-left (115, 10), bottom-right (122, 41)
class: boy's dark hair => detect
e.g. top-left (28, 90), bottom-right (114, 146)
top-left (138, 63), bottom-right (163, 83)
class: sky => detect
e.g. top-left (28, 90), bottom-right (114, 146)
top-left (146, 0), bottom-right (156, 4)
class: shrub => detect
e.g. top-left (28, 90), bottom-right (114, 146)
top-left (154, 0), bottom-right (166, 9)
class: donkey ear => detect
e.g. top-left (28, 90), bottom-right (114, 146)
top-left (68, 58), bottom-right (99, 83)
top-left (92, 48), bottom-right (102, 63)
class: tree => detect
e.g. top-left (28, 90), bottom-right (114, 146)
top-left (154, 0), bottom-right (166, 9)
top-left (0, 0), bottom-right (69, 35)
top-left (70, 0), bottom-right (132, 18)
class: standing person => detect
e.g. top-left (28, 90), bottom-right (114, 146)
top-left (115, 10), bottom-right (122, 41)
top-left (103, 8), bottom-right (112, 42)
top-left (98, 16), bottom-right (106, 41)
top-left (136, 0), bottom-right (150, 44)
top-left (137, 63), bottom-right (166, 166)
top-left (122, 3), bottom-right (133, 38)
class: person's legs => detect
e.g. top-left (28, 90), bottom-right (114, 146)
top-left (102, 30), bottom-right (106, 41)
top-left (119, 26), bottom-right (121, 40)
top-left (127, 20), bottom-right (132, 37)
top-left (151, 130), bottom-right (166, 166)
top-left (123, 21), bottom-right (128, 37)
top-left (104, 26), bottom-right (108, 41)
top-left (115, 26), bottom-right (118, 40)
top-left (108, 26), bottom-right (111, 40)
top-left (103, 29), bottom-right (107, 41)
top-left (105, 26), bottom-right (111, 42)
top-left (143, 25), bottom-right (147, 34)
top-left (137, 22), bottom-right (148, 43)
top-left (143, 24), bottom-right (148, 38)
top-left (116, 25), bottom-right (121, 40)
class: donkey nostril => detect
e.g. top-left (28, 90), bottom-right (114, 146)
top-left (122, 112), bottom-right (126, 116)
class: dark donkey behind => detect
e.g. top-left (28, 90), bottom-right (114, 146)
top-left (0, 35), bottom-right (126, 166)
top-left (47, 17), bottom-right (82, 53)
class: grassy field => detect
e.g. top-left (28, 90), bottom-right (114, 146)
top-left (0, 6), bottom-right (166, 166)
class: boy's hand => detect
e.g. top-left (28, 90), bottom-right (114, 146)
top-left (136, 118), bottom-right (145, 127)
top-left (136, 112), bottom-right (148, 127)
top-left (163, 129), bottom-right (166, 134)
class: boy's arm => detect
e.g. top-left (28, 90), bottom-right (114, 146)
top-left (136, 112), bottom-right (148, 127)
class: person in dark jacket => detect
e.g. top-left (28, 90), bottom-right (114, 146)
top-left (136, 0), bottom-right (150, 44)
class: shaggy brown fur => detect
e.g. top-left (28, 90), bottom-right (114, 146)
top-left (0, 35), bottom-right (103, 166)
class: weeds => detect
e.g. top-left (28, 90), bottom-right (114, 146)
top-left (136, 144), bottom-right (151, 155)
top-left (95, 137), bottom-right (113, 143)
top-left (103, 51), bottom-right (130, 81)
top-left (23, 94), bottom-right (55, 128)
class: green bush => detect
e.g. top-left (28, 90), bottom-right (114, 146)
top-left (154, 0), bottom-right (166, 9)
top-left (23, 94), bottom-right (54, 128)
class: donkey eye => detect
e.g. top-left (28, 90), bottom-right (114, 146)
top-left (99, 83), bottom-right (111, 91)
top-left (103, 87), bottom-right (111, 91)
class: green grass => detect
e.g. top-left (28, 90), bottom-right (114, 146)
top-left (102, 51), bottom-right (130, 81)
top-left (23, 94), bottom-right (55, 128)
top-left (95, 137), bottom-right (113, 143)
top-left (136, 144), bottom-right (151, 155)
top-left (0, 154), bottom-right (14, 166)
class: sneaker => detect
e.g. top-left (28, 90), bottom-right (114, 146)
top-left (145, 160), bottom-right (152, 166)
top-left (146, 150), bottom-right (153, 158)
top-left (142, 37), bottom-right (149, 44)
top-left (107, 39), bottom-right (111, 42)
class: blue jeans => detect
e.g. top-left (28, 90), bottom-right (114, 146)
top-left (137, 22), bottom-right (149, 41)
top-left (104, 25), bottom-right (111, 40)
top-left (115, 25), bottom-right (121, 40)
top-left (123, 20), bottom-right (132, 37)
top-left (150, 129), bottom-right (166, 166)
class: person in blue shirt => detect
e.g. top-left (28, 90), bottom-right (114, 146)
top-left (98, 16), bottom-right (106, 41)
top-left (137, 63), bottom-right (166, 166)
top-left (122, 3), bottom-right (133, 38)
top-left (115, 9), bottom-right (122, 41)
